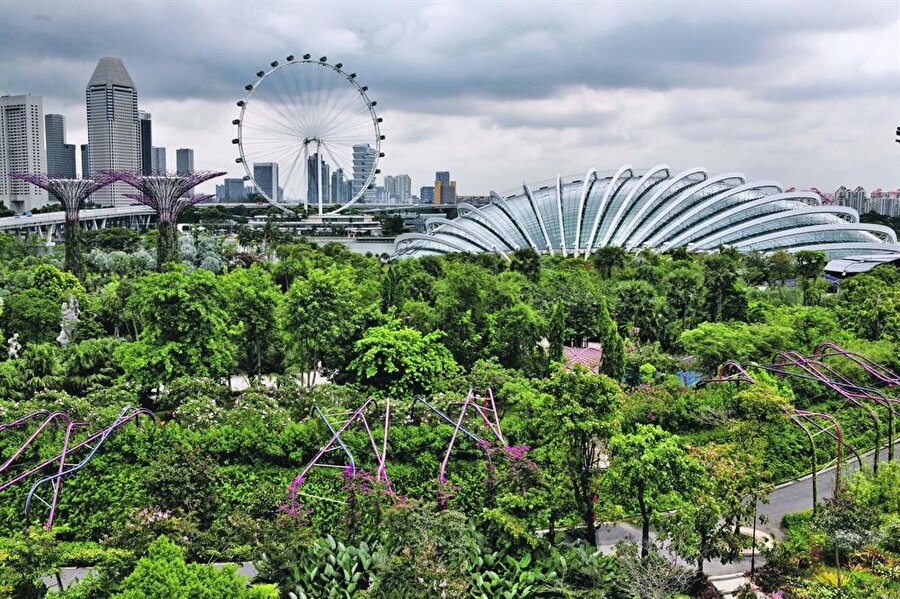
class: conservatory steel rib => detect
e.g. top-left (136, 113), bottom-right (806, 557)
top-left (394, 164), bottom-right (900, 261)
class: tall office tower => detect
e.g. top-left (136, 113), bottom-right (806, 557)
top-left (176, 148), bottom-right (195, 195)
top-left (151, 146), bottom-right (166, 174)
top-left (331, 168), bottom-right (352, 202)
top-left (352, 144), bottom-right (376, 202)
top-left (86, 57), bottom-right (140, 207)
top-left (253, 162), bottom-right (279, 201)
top-left (420, 185), bottom-right (435, 204)
top-left (80, 144), bottom-right (90, 178)
top-left (306, 153), bottom-right (331, 205)
top-left (434, 170), bottom-right (457, 205)
top-left (384, 175), bottom-right (395, 200)
top-left (396, 174), bottom-right (412, 203)
top-left (0, 94), bottom-right (48, 212)
top-left (139, 111), bottom-right (152, 175)
top-left (175, 148), bottom-right (194, 174)
top-left (44, 114), bottom-right (76, 179)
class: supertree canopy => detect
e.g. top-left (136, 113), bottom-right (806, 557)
top-left (9, 173), bottom-right (117, 278)
top-left (108, 170), bottom-right (225, 267)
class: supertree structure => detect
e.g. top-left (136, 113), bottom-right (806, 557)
top-left (108, 171), bottom-right (225, 267)
top-left (9, 174), bottom-right (117, 279)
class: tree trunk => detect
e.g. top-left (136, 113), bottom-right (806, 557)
top-left (64, 214), bottom-right (83, 280)
top-left (157, 219), bottom-right (179, 268)
top-left (638, 488), bottom-right (650, 559)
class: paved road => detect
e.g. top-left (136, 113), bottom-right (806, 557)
top-left (595, 440), bottom-right (900, 576)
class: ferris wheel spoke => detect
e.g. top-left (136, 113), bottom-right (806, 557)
top-left (242, 113), bottom-right (304, 140)
top-left (258, 79), bottom-right (307, 137)
top-left (279, 144), bottom-right (308, 204)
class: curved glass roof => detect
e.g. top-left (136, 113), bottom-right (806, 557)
top-left (394, 166), bottom-right (900, 261)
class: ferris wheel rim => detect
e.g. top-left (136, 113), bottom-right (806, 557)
top-left (234, 56), bottom-right (382, 213)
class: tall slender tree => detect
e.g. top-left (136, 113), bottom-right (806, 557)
top-left (10, 174), bottom-right (116, 279)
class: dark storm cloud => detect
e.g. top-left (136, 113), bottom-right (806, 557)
top-left (2, 0), bottom-right (896, 116)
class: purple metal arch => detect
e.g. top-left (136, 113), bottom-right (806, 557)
top-left (813, 342), bottom-right (900, 387)
top-left (769, 351), bottom-right (899, 470)
top-left (288, 397), bottom-right (395, 511)
top-left (0, 407), bottom-right (155, 530)
top-left (418, 388), bottom-right (509, 507)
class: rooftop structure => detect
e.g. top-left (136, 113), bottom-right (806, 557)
top-left (394, 164), bottom-right (900, 261)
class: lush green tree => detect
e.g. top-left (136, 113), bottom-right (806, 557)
top-left (115, 268), bottom-right (237, 390)
top-left (814, 491), bottom-right (878, 587)
top-left (604, 424), bottom-right (700, 558)
top-left (1, 289), bottom-right (61, 345)
top-left (222, 265), bottom-right (281, 378)
top-left (547, 299), bottom-right (566, 363)
top-left (540, 367), bottom-right (621, 541)
top-left (508, 248), bottom-right (541, 283)
top-left (538, 268), bottom-right (603, 343)
top-left (592, 245), bottom-right (627, 279)
top-left (665, 265), bottom-right (703, 331)
top-left (350, 320), bottom-right (458, 399)
top-left (613, 280), bottom-right (661, 343)
top-left (837, 273), bottom-right (900, 342)
top-left (701, 250), bottom-right (748, 322)
top-left (63, 337), bottom-right (123, 395)
top-left (490, 302), bottom-right (547, 374)
top-left (794, 250), bottom-right (826, 306)
top-left (596, 296), bottom-right (625, 379)
top-left (112, 535), bottom-right (274, 599)
top-left (280, 264), bottom-right (364, 386)
top-left (432, 262), bottom-right (497, 366)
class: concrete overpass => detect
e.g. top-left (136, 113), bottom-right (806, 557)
top-left (0, 206), bottom-right (154, 242)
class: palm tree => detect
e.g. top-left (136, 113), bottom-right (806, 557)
top-left (592, 245), bottom-right (627, 278)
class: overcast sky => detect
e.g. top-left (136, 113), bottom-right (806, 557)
top-left (2, 0), bottom-right (899, 196)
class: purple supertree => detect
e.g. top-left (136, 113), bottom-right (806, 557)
top-left (9, 173), bottom-right (117, 279)
top-left (107, 170), bottom-right (224, 267)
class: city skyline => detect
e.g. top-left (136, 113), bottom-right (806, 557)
top-left (0, 1), bottom-right (898, 198)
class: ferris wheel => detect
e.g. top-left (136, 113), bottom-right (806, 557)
top-left (233, 54), bottom-right (384, 213)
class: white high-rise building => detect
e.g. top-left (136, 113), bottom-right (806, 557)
top-left (384, 174), bottom-right (412, 203)
top-left (86, 57), bottom-right (140, 207)
top-left (0, 94), bottom-right (48, 212)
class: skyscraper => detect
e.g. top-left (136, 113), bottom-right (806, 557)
top-left (151, 147), bottom-right (166, 174)
top-left (331, 168), bottom-right (352, 203)
top-left (44, 114), bottom-right (76, 179)
top-left (80, 144), bottom-right (90, 178)
top-left (0, 94), bottom-right (48, 212)
top-left (434, 170), bottom-right (457, 205)
top-left (384, 174), bottom-right (412, 202)
top-left (176, 148), bottom-right (194, 174)
top-left (352, 144), bottom-right (376, 202)
top-left (253, 162), bottom-right (279, 202)
top-left (139, 110), bottom-right (152, 175)
top-left (306, 153), bottom-right (331, 206)
top-left (86, 57), bottom-right (140, 207)
top-left (420, 186), bottom-right (435, 204)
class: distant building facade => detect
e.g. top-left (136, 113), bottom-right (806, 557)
top-left (352, 144), bottom-right (376, 202)
top-left (870, 189), bottom-right (900, 217)
top-left (834, 186), bottom-right (868, 215)
top-left (44, 113), bottom-right (76, 179)
top-left (331, 167), bottom-right (353, 203)
top-left (80, 143), bottom-right (90, 178)
top-left (384, 174), bottom-right (412, 202)
top-left (0, 94), bottom-right (48, 212)
top-left (419, 185), bottom-right (435, 204)
top-left (306, 152), bottom-right (331, 204)
top-left (253, 162), bottom-right (279, 202)
top-left (434, 170), bottom-right (457, 205)
top-left (139, 110), bottom-right (152, 175)
top-left (215, 177), bottom-right (250, 202)
top-left (151, 146), bottom-right (166, 174)
top-left (86, 57), bottom-right (141, 207)
top-left (175, 148), bottom-right (194, 174)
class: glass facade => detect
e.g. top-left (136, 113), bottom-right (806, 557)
top-left (393, 165), bottom-right (900, 261)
